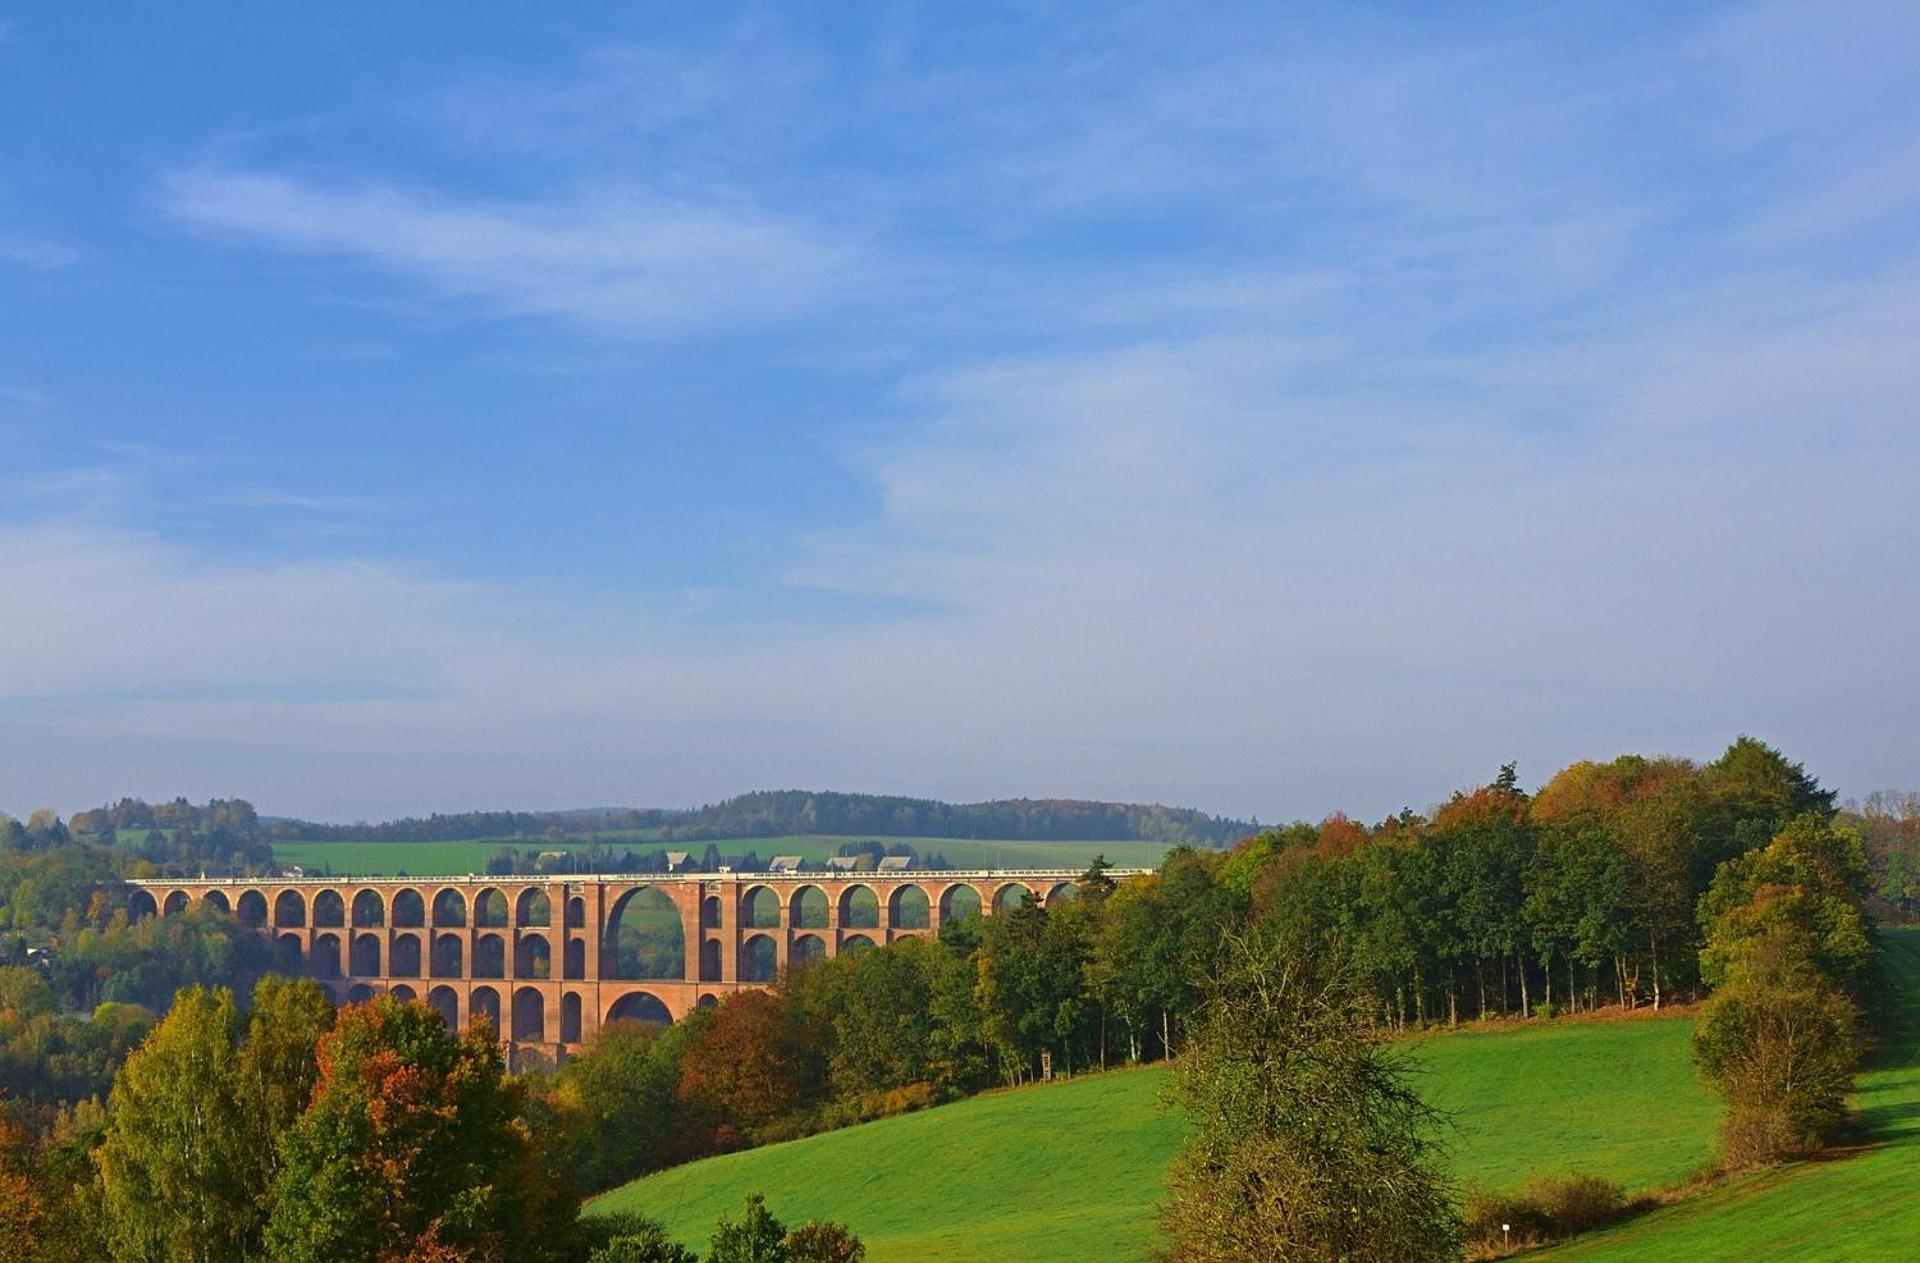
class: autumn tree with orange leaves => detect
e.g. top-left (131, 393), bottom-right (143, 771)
top-left (263, 995), bottom-right (577, 1262)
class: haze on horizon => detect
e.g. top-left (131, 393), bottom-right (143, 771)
top-left (2, 3), bottom-right (1917, 825)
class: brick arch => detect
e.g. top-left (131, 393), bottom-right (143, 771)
top-left (792, 933), bottom-right (827, 966)
top-left (273, 889), bottom-right (306, 928)
top-left (128, 889), bottom-right (158, 921)
top-left (431, 887), bottom-right (468, 927)
top-left (605, 990), bottom-right (673, 1026)
top-left (1047, 881), bottom-right (1078, 905)
top-left (427, 985), bottom-right (460, 1031)
top-left (740, 885), bottom-right (781, 929)
top-left (512, 986), bottom-right (545, 1040)
top-left (236, 889), bottom-right (266, 927)
top-left (392, 888), bottom-right (426, 927)
top-left (561, 993), bottom-right (583, 1042)
top-left (838, 884), bottom-right (880, 929)
top-left (390, 983), bottom-right (418, 1004)
top-left (889, 883), bottom-right (931, 929)
top-left (474, 887), bottom-right (509, 928)
top-left (740, 933), bottom-right (778, 983)
top-left (789, 884), bottom-right (829, 929)
top-left (991, 881), bottom-right (1035, 914)
top-left (203, 889), bottom-right (231, 915)
top-left (350, 933), bottom-right (381, 976)
top-left (430, 933), bottom-right (464, 978)
top-left (473, 934), bottom-right (506, 979)
top-left (162, 890), bottom-right (190, 916)
top-left (515, 933), bottom-right (550, 979)
top-left (470, 986), bottom-right (501, 1035)
top-left (347, 983), bottom-right (376, 1004)
top-left (275, 932), bottom-right (304, 972)
top-left (390, 934), bottom-right (422, 978)
top-left (841, 933), bottom-right (877, 956)
top-left (938, 882), bottom-right (983, 923)
top-left (312, 889), bottom-right (346, 927)
top-left (604, 885), bottom-right (687, 980)
top-left (515, 887), bottom-right (550, 927)
top-left (311, 933), bottom-right (342, 978)
top-left (352, 888), bottom-right (386, 927)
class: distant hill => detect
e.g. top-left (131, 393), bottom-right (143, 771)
top-left (263, 790), bottom-right (1256, 848)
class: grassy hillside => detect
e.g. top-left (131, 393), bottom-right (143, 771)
top-left (592, 1006), bottom-right (1718, 1261)
top-left (1546, 926), bottom-right (1920, 1262)
top-left (272, 835), bottom-right (1173, 877)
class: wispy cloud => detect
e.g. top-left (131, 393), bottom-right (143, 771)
top-left (160, 168), bottom-right (859, 338)
top-left (0, 233), bottom-right (79, 270)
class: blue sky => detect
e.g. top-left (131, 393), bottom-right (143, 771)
top-left (2, 2), bottom-right (1917, 822)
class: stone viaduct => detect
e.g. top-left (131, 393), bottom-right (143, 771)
top-left (122, 869), bottom-right (1136, 1065)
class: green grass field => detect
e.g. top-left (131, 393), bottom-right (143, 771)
top-left (591, 1002), bottom-right (1721, 1260)
top-left (1545, 926), bottom-right (1920, 1262)
top-left (271, 835), bottom-right (1174, 877)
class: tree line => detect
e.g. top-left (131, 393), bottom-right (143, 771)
top-left (255, 790), bottom-right (1255, 847)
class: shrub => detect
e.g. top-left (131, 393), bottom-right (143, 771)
top-left (1463, 1173), bottom-right (1627, 1255)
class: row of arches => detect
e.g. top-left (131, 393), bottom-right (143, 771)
top-left (128, 877), bottom-right (1073, 937)
top-left (275, 931), bottom-right (582, 980)
top-left (336, 982), bottom-right (680, 1043)
top-left (127, 885), bottom-right (584, 931)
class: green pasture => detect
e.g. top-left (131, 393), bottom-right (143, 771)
top-left (592, 1000), bottom-right (1720, 1261)
top-left (1547, 927), bottom-right (1920, 1263)
top-left (270, 835), bottom-right (1173, 877)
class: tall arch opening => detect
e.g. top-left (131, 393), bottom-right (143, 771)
top-left (237, 890), bottom-right (266, 927)
top-left (352, 889), bottom-right (385, 927)
top-left (561, 993), bottom-right (582, 1042)
top-left (390, 984), bottom-right (417, 1004)
top-left (473, 934), bottom-right (506, 978)
top-left (162, 890), bottom-right (189, 916)
top-left (841, 934), bottom-right (877, 957)
top-left (475, 889), bottom-right (509, 928)
top-left (840, 885), bottom-right (879, 929)
top-left (940, 885), bottom-right (982, 923)
top-left (432, 889), bottom-right (467, 927)
top-left (700, 938), bottom-right (722, 981)
top-left (515, 934), bottom-right (550, 979)
top-left (790, 886), bottom-right (829, 930)
top-left (516, 888), bottom-right (550, 927)
top-left (427, 985), bottom-right (459, 1031)
top-left (791, 934), bottom-right (826, 967)
top-left (511, 987), bottom-right (546, 1041)
top-left (431, 934), bottom-right (464, 978)
top-left (313, 890), bottom-right (345, 927)
top-left (274, 890), bottom-right (306, 928)
top-left (890, 884), bottom-right (930, 929)
top-left (274, 933), bottom-right (304, 973)
top-left (311, 934), bottom-right (342, 978)
top-left (605, 887), bottom-right (685, 980)
top-left (993, 883), bottom-right (1034, 915)
top-left (469, 986), bottom-right (501, 1035)
top-left (741, 933), bottom-right (777, 983)
top-left (391, 935), bottom-right (422, 977)
top-left (741, 886), bottom-right (780, 929)
top-left (350, 933), bottom-right (381, 976)
top-left (203, 889), bottom-right (231, 915)
top-left (128, 890), bottom-right (157, 922)
top-left (392, 888), bottom-right (425, 927)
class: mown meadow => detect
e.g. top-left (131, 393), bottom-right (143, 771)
top-left (593, 1004), bottom-right (1725, 1261)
